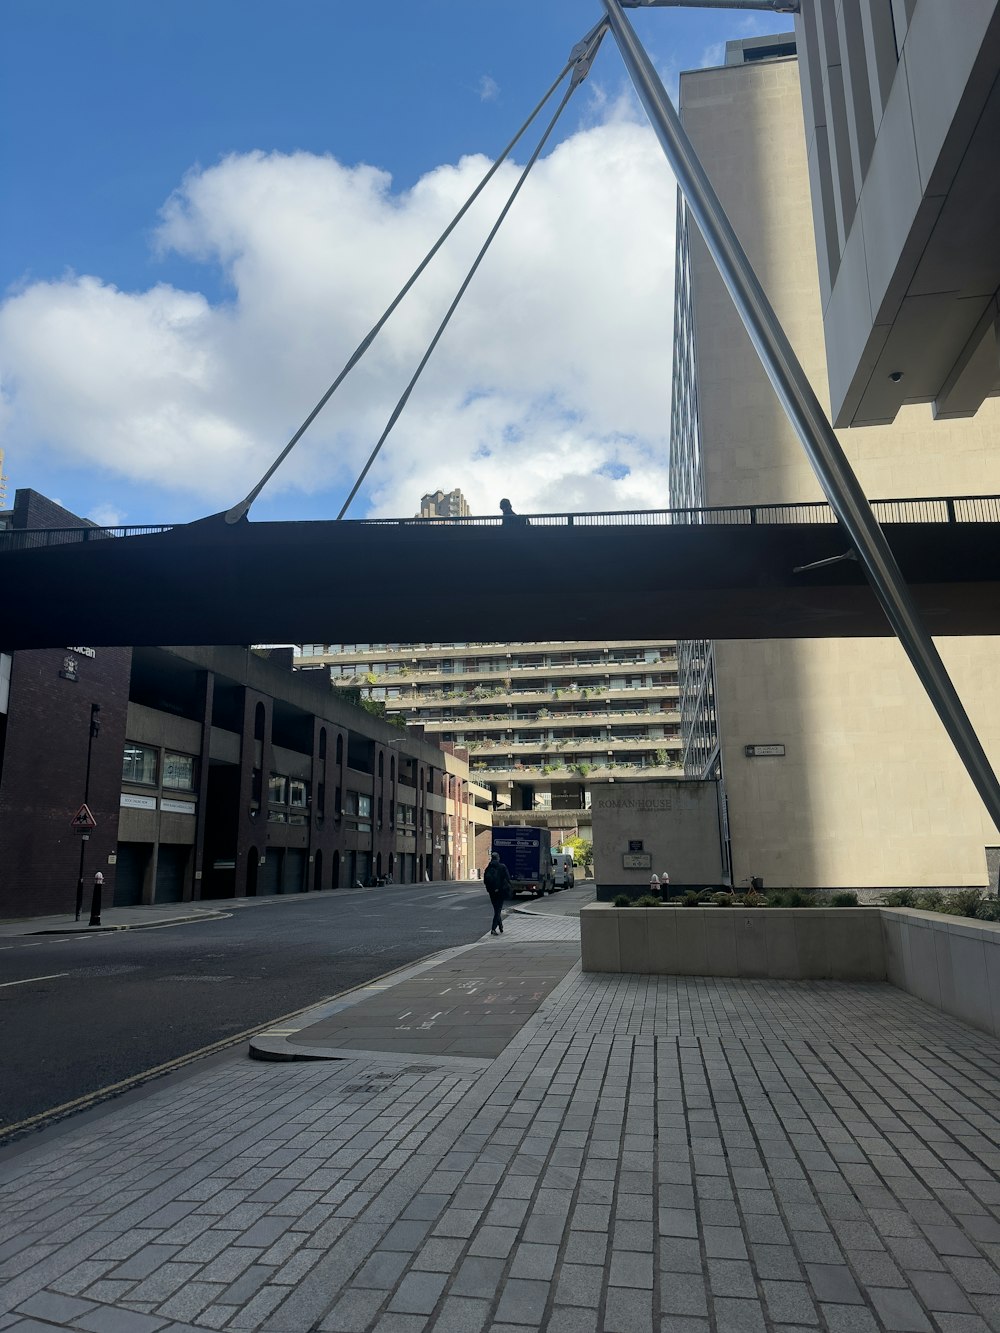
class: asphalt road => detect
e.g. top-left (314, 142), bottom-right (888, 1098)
top-left (0, 880), bottom-right (494, 1136)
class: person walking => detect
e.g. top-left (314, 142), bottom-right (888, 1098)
top-left (499, 498), bottom-right (529, 527)
top-left (483, 851), bottom-right (511, 936)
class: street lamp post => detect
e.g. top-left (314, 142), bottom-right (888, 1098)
top-left (75, 703), bottom-right (101, 921)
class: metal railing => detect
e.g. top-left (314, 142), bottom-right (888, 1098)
top-left (3, 494), bottom-right (999, 550)
top-left (382, 494), bottom-right (1000, 528)
top-left (0, 523), bottom-right (174, 552)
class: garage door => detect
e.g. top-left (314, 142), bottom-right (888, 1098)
top-left (258, 849), bottom-right (283, 896)
top-left (283, 849), bottom-right (307, 893)
top-left (115, 843), bottom-right (150, 906)
top-left (155, 845), bottom-right (189, 903)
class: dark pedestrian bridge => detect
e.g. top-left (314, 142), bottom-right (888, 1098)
top-left (3, 496), bottom-right (1000, 650)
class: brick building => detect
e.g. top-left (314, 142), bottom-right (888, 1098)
top-left (0, 491), bottom-right (131, 917)
top-left (0, 491), bottom-right (490, 918)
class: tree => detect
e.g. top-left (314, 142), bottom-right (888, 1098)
top-left (562, 835), bottom-right (594, 871)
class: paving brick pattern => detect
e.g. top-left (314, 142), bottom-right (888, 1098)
top-left (5, 938), bottom-right (1000, 1332)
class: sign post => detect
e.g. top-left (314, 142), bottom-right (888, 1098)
top-left (72, 704), bottom-right (101, 921)
top-left (71, 805), bottom-right (98, 922)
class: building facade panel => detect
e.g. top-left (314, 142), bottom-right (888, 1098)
top-left (671, 40), bottom-right (1000, 889)
top-left (795, 0), bottom-right (1000, 424)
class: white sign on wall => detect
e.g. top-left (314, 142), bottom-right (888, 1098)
top-left (161, 799), bottom-right (196, 815)
top-left (120, 793), bottom-right (156, 810)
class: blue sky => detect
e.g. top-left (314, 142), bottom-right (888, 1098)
top-left (0, 1), bottom-right (793, 525)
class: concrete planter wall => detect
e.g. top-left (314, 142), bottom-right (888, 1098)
top-left (581, 904), bottom-right (884, 981)
top-left (882, 907), bottom-right (1000, 1039)
top-left (582, 904), bottom-right (1000, 1041)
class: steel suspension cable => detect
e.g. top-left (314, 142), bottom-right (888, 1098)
top-left (336, 25), bottom-right (606, 520)
top-left (225, 21), bottom-right (606, 525)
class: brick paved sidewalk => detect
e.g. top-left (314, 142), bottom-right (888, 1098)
top-left (4, 916), bottom-right (1000, 1332)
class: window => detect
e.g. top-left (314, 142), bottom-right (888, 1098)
top-left (289, 779), bottom-right (308, 808)
top-left (123, 743), bottom-right (157, 786)
top-left (162, 752), bottom-right (195, 791)
top-left (268, 773), bottom-right (288, 805)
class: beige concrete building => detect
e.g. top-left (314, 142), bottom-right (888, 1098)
top-left (418, 488), bottom-right (470, 520)
top-left (670, 32), bottom-right (1000, 889)
top-left (295, 639), bottom-right (681, 849)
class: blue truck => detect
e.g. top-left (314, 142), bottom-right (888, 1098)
top-left (491, 826), bottom-right (555, 898)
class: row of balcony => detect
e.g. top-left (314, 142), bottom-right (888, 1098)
top-left (416, 709), bottom-right (682, 735)
top-left (475, 760), bottom-right (683, 781)
top-left (362, 684), bottom-right (681, 711)
top-left (465, 735), bottom-right (682, 755)
top-left (329, 658), bottom-right (678, 688)
top-left (299, 639), bottom-right (675, 665)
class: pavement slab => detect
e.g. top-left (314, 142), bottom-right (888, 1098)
top-left (7, 917), bottom-right (1000, 1331)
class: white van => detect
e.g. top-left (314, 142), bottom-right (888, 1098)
top-left (550, 851), bottom-right (575, 890)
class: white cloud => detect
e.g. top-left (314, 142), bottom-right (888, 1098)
top-left (700, 42), bottom-right (726, 69)
top-left (0, 106), bottom-right (677, 520)
top-left (88, 502), bottom-right (126, 527)
top-left (478, 74), bottom-right (500, 102)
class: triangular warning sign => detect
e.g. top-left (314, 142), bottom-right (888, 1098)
top-left (71, 803), bottom-right (97, 831)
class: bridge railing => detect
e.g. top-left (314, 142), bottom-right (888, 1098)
top-left (367, 494), bottom-right (1000, 528)
top-left (2, 495), bottom-right (999, 548)
top-left (0, 523), bottom-right (175, 552)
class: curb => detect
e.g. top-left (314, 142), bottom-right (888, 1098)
top-left (31, 909), bottom-right (230, 936)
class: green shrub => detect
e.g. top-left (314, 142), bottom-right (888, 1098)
top-left (766, 892), bottom-right (787, 907)
top-left (682, 890), bottom-right (702, 906)
top-left (976, 896), bottom-right (1000, 922)
top-left (711, 892), bottom-right (735, 906)
top-left (741, 888), bottom-right (765, 907)
top-left (831, 891), bottom-right (859, 906)
top-left (783, 890), bottom-right (816, 907)
top-left (939, 889), bottom-right (983, 918)
top-left (880, 889), bottom-right (917, 907)
top-left (635, 894), bottom-right (662, 907)
top-left (611, 894), bottom-right (632, 908)
top-left (913, 890), bottom-right (944, 911)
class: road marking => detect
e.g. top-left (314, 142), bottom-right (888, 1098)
top-left (0, 972), bottom-right (69, 989)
